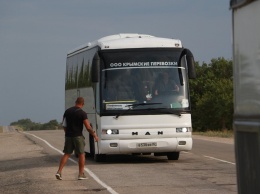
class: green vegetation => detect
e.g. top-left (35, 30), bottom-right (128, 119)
top-left (10, 119), bottom-right (62, 131)
top-left (0, 126), bottom-right (3, 133)
top-left (190, 57), bottom-right (233, 132)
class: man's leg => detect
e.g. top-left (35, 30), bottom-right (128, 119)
top-left (78, 153), bottom-right (85, 175)
top-left (75, 136), bottom-right (87, 179)
top-left (57, 153), bottom-right (70, 174)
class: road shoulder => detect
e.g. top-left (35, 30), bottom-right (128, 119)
top-left (0, 131), bottom-right (110, 194)
top-left (193, 134), bottom-right (234, 144)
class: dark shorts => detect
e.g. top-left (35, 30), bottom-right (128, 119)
top-left (63, 136), bottom-right (85, 154)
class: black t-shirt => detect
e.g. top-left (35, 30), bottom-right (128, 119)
top-left (63, 106), bottom-right (88, 137)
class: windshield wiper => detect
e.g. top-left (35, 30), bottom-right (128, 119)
top-left (149, 108), bottom-right (183, 117)
top-left (114, 103), bottom-right (162, 119)
top-left (135, 106), bottom-right (183, 117)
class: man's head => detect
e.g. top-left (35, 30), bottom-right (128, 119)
top-left (75, 97), bottom-right (84, 107)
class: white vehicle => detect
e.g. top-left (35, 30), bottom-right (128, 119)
top-left (230, 0), bottom-right (260, 193)
top-left (65, 33), bottom-right (196, 161)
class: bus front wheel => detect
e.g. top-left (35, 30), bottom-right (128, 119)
top-left (90, 136), bottom-right (106, 162)
top-left (94, 153), bottom-right (106, 162)
top-left (167, 152), bottom-right (180, 160)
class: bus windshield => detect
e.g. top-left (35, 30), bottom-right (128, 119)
top-left (100, 48), bottom-right (190, 115)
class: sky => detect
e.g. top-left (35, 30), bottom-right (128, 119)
top-left (0, 0), bottom-right (232, 126)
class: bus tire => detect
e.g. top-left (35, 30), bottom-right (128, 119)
top-left (91, 138), bottom-right (106, 162)
top-left (89, 135), bottom-right (95, 157)
top-left (167, 152), bottom-right (180, 160)
top-left (94, 153), bottom-right (106, 162)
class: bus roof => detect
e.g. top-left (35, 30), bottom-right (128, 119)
top-left (67, 33), bottom-right (182, 56)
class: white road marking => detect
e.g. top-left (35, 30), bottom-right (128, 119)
top-left (203, 155), bottom-right (236, 165)
top-left (183, 151), bottom-right (235, 165)
top-left (23, 132), bottom-right (118, 194)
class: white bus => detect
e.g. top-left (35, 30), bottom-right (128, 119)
top-left (65, 33), bottom-right (196, 161)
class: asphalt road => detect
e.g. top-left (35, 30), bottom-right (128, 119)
top-left (0, 128), bottom-right (237, 194)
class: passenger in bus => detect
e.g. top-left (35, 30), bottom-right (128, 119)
top-left (154, 72), bottom-right (179, 96)
top-left (130, 77), bottom-right (151, 102)
top-left (115, 71), bottom-right (135, 100)
top-left (104, 80), bottom-right (118, 101)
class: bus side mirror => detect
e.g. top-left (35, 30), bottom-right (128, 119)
top-left (91, 53), bottom-right (100, 83)
top-left (185, 49), bottom-right (196, 79)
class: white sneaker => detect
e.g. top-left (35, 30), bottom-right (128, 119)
top-left (55, 172), bottom-right (62, 180)
top-left (78, 173), bottom-right (88, 180)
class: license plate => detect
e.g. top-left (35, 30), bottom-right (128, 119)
top-left (137, 142), bottom-right (157, 148)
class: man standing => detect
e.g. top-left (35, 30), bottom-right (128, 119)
top-left (55, 97), bottom-right (98, 180)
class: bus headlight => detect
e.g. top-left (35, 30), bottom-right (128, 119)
top-left (102, 129), bottom-right (119, 135)
top-left (176, 127), bottom-right (191, 133)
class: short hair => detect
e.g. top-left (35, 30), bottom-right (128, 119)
top-left (75, 97), bottom-right (84, 105)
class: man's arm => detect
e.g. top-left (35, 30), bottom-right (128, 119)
top-left (83, 119), bottom-right (99, 142)
top-left (175, 84), bottom-right (180, 91)
top-left (62, 117), bottom-right (67, 133)
top-left (172, 80), bottom-right (179, 91)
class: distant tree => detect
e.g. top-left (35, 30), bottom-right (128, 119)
top-left (40, 120), bottom-right (60, 130)
top-left (10, 118), bottom-right (32, 126)
top-left (10, 119), bottom-right (62, 131)
top-left (189, 58), bottom-right (233, 131)
top-left (10, 118), bottom-right (35, 131)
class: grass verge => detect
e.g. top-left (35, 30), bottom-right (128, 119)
top-left (193, 130), bottom-right (234, 138)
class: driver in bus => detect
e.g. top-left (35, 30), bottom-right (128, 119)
top-left (154, 72), bottom-right (179, 96)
